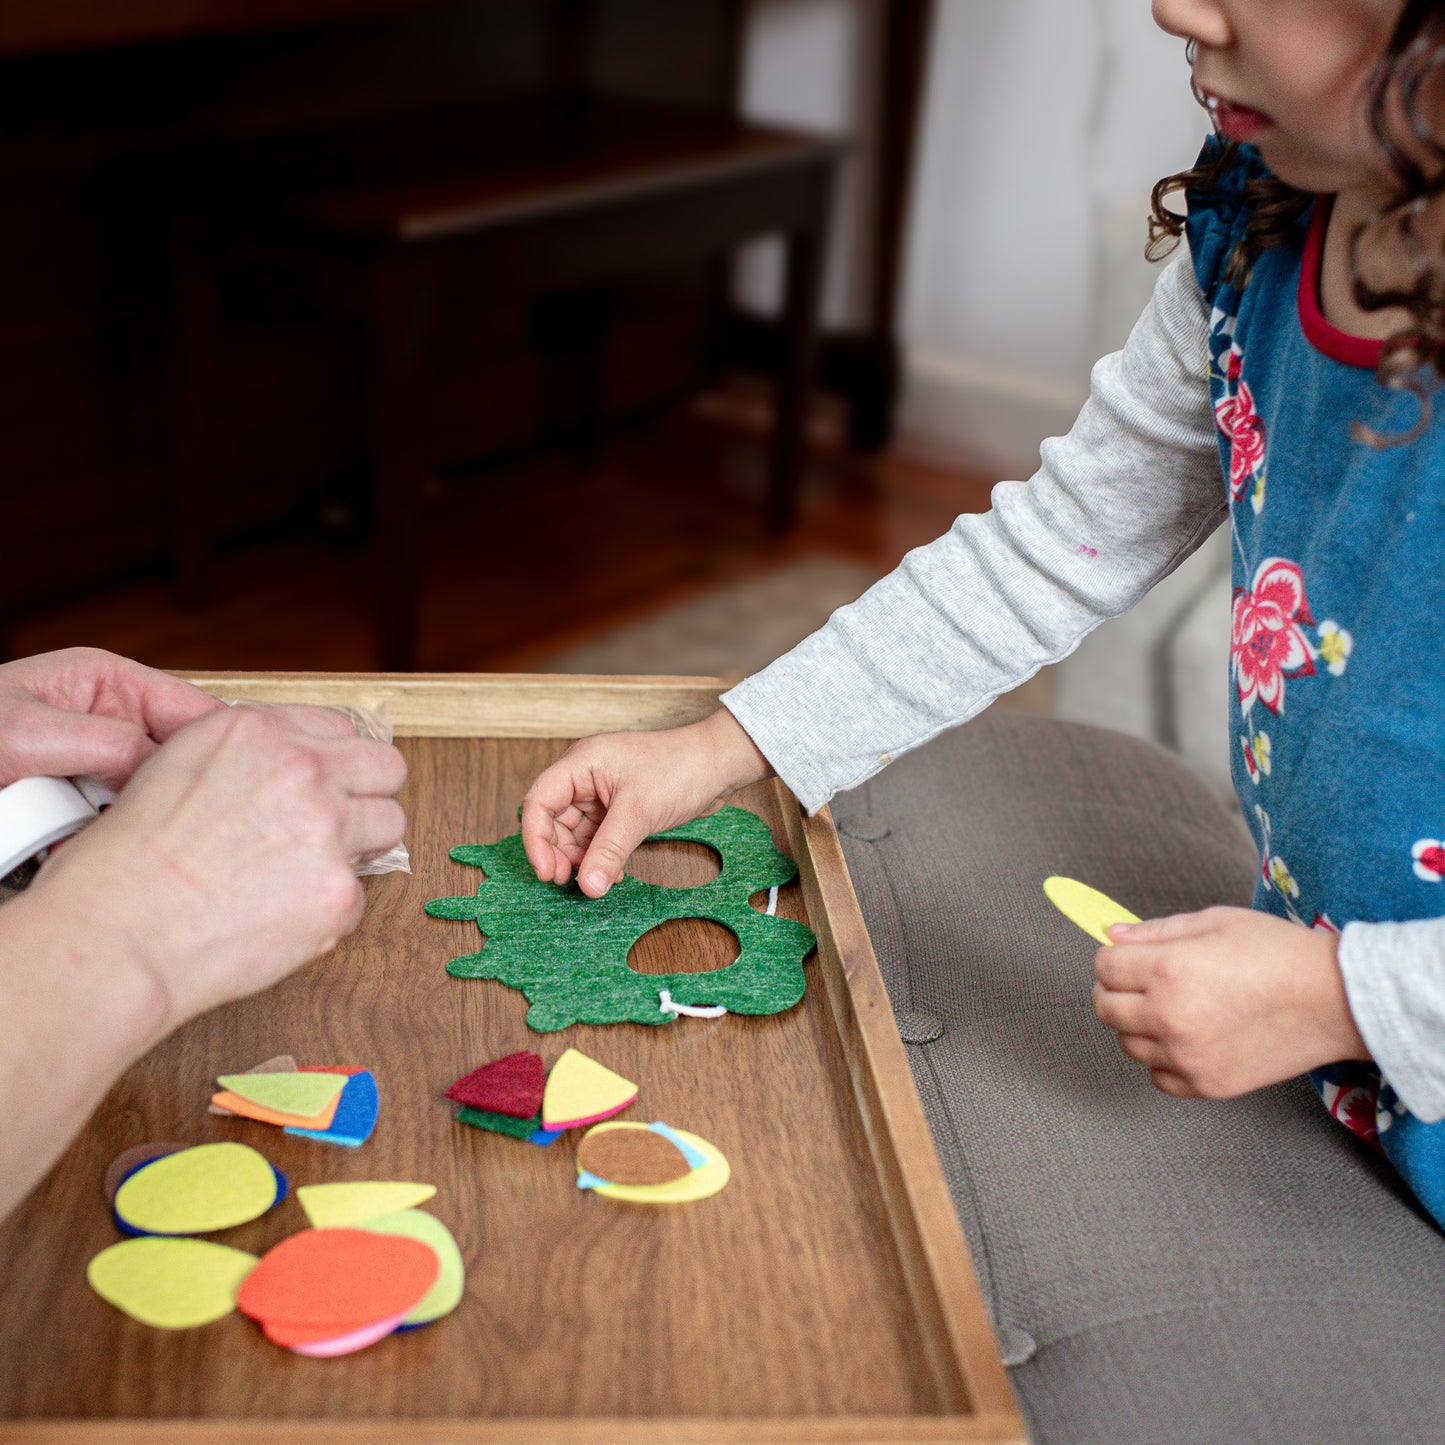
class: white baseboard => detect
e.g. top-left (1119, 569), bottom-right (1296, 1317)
top-left (897, 350), bottom-right (1087, 478)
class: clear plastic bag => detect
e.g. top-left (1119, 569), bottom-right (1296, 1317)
top-left (222, 698), bottom-right (411, 878)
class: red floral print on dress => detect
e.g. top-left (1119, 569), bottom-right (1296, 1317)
top-left (1412, 839), bottom-right (1445, 883)
top-left (1231, 558), bottom-right (1316, 716)
top-left (1332, 1085), bottom-right (1381, 1147)
top-left (1214, 356), bottom-right (1267, 510)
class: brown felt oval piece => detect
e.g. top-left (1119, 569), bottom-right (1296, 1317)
top-left (103, 1142), bottom-right (186, 1208)
top-left (577, 1126), bottom-right (692, 1186)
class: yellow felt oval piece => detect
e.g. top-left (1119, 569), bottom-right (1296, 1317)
top-left (113, 1142), bottom-right (279, 1236)
top-left (297, 1181), bottom-right (437, 1230)
top-left (1042, 876), bottom-right (1140, 946)
top-left (579, 1123), bottom-right (730, 1204)
top-left (542, 1048), bottom-right (638, 1130)
top-left (88, 1237), bottom-right (258, 1329)
top-left (215, 1070), bottom-right (347, 1118)
top-left (356, 1209), bottom-right (465, 1325)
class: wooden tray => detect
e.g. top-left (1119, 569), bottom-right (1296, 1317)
top-left (0, 674), bottom-right (1023, 1444)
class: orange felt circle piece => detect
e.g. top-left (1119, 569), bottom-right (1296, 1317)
top-left (236, 1229), bottom-right (438, 1329)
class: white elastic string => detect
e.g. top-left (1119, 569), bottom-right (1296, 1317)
top-left (656, 885), bottom-right (780, 1018)
top-left (658, 989), bottom-right (728, 1019)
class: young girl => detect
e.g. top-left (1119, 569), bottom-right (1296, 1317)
top-left (521, 0), bottom-right (1445, 1229)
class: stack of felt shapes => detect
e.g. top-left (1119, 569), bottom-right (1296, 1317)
top-left (89, 1141), bottom-right (285, 1329)
top-left (449, 1047), bottom-right (637, 1145)
top-left (575, 1121), bottom-right (731, 1204)
top-left (237, 1181), bottom-right (465, 1355)
top-left (111, 1142), bottom-right (287, 1237)
top-left (211, 1058), bottom-right (379, 1147)
top-left (448, 1049), bottom-right (558, 1144)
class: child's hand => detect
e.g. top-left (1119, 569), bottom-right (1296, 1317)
top-left (1092, 906), bottom-right (1372, 1099)
top-left (521, 708), bottom-right (771, 898)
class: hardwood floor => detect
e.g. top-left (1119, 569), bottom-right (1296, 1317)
top-left (9, 392), bottom-right (1001, 674)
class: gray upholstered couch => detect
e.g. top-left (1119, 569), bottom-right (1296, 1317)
top-left (834, 710), bottom-right (1445, 1445)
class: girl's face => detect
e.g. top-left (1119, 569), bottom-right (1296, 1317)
top-left (1152, 0), bottom-right (1407, 199)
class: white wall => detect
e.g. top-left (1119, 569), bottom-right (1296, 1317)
top-left (739, 1), bottom-right (1209, 472)
top-left (898, 0), bottom-right (1209, 473)
top-left (736, 0), bottom-right (880, 330)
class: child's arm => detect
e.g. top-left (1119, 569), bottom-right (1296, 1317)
top-left (722, 251), bottom-right (1226, 813)
top-left (526, 251), bottom-right (1224, 889)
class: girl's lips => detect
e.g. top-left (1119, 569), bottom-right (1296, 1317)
top-left (1208, 93), bottom-right (1274, 142)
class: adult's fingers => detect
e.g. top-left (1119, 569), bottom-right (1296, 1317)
top-left (341, 796), bottom-right (408, 861)
top-left (14, 648), bottom-right (223, 743)
top-left (320, 737), bottom-right (408, 799)
top-left (0, 705), bottom-right (156, 789)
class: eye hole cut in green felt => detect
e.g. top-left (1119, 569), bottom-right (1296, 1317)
top-left (425, 806), bottom-right (817, 1032)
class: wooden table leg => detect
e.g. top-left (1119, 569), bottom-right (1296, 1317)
top-left (367, 250), bottom-right (435, 672)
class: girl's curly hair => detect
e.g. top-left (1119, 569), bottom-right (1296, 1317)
top-left (1147, 1), bottom-right (1445, 444)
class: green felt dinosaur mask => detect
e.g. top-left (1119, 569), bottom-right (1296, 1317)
top-left (426, 806), bottom-right (817, 1032)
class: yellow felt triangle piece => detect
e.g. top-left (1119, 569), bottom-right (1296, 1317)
top-left (542, 1048), bottom-right (638, 1130)
top-left (296, 1181), bottom-right (437, 1229)
top-left (113, 1142), bottom-right (279, 1236)
top-left (88, 1237), bottom-right (258, 1329)
top-left (1043, 876), bottom-right (1140, 946)
top-left (215, 1070), bottom-right (347, 1118)
top-left (580, 1124), bottom-right (730, 1204)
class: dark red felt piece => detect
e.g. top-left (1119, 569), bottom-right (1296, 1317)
top-left (444, 1051), bottom-right (545, 1120)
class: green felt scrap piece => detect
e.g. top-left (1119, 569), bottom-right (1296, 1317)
top-left (456, 1104), bottom-right (543, 1139)
top-left (426, 805), bottom-right (817, 1032)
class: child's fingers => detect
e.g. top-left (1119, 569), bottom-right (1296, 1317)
top-left (1107, 910), bottom-right (1208, 945)
top-left (1094, 944), bottom-right (1152, 992)
top-left (1116, 1032), bottom-right (1169, 1069)
top-left (1092, 981), bottom-right (1153, 1035)
top-left (576, 798), bottom-right (651, 898)
top-left (1149, 1067), bottom-right (1197, 1098)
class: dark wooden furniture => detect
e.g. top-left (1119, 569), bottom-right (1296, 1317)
top-left (0, 1), bottom-right (935, 664)
top-left (0, 672), bottom-right (1024, 1441)
top-left (168, 94), bottom-right (842, 668)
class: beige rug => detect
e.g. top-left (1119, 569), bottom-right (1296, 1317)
top-left (536, 554), bottom-right (1054, 713)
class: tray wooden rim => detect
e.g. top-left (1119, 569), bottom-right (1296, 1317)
top-left (5, 673), bottom-right (1022, 1445)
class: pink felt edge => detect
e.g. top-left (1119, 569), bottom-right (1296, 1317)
top-left (283, 1310), bottom-right (409, 1358)
top-left (543, 1094), bottom-right (638, 1132)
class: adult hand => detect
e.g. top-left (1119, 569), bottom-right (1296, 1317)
top-left (521, 707), bottom-right (771, 898)
top-left (1092, 905), bottom-right (1371, 1099)
top-left (0, 647), bottom-right (222, 789)
top-left (21, 701), bottom-right (407, 1033)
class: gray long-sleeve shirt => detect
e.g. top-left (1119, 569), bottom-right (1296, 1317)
top-left (722, 250), bottom-right (1445, 1123)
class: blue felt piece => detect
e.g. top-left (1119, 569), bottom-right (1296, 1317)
top-left (112, 1162), bottom-right (288, 1238)
top-left (649, 1122), bottom-right (707, 1169)
top-left (576, 1170), bottom-right (609, 1190)
top-left (284, 1070), bottom-right (379, 1147)
top-left (527, 1128), bottom-right (563, 1147)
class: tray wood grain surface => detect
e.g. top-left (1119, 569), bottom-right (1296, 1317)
top-left (0, 676), bottom-right (1022, 1444)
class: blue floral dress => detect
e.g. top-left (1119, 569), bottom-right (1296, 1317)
top-left (1188, 140), bottom-right (1445, 1227)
